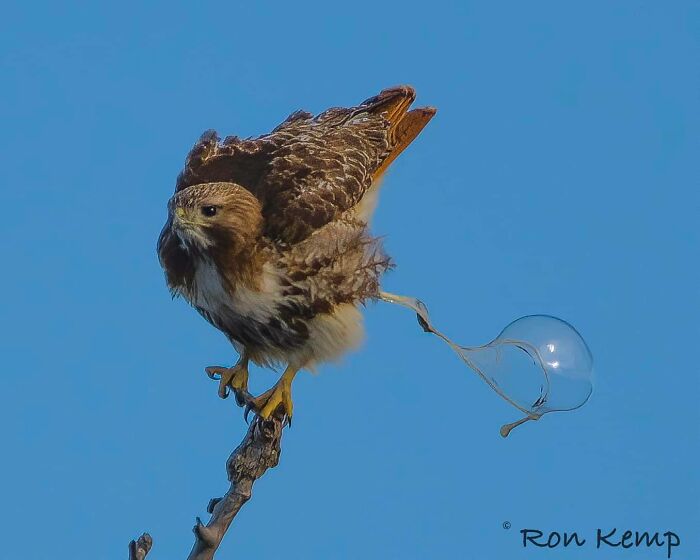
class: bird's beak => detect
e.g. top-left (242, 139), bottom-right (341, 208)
top-left (173, 206), bottom-right (190, 228)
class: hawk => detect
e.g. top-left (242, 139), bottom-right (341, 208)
top-left (158, 86), bottom-right (435, 420)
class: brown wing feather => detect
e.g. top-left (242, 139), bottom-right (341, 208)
top-left (373, 107), bottom-right (436, 180)
top-left (257, 108), bottom-right (388, 243)
top-left (175, 130), bottom-right (275, 192)
top-left (173, 86), bottom-right (435, 244)
top-left (259, 86), bottom-right (435, 243)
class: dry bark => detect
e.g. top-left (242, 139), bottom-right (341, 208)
top-left (128, 414), bottom-right (284, 559)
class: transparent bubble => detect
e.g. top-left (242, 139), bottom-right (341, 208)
top-left (380, 293), bottom-right (594, 437)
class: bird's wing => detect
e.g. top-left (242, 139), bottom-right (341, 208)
top-left (174, 86), bottom-right (435, 244)
top-left (174, 130), bottom-right (275, 193)
top-left (260, 86), bottom-right (435, 243)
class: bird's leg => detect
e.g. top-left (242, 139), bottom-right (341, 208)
top-left (205, 354), bottom-right (250, 404)
top-left (246, 366), bottom-right (298, 422)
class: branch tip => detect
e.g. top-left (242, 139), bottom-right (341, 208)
top-left (207, 497), bottom-right (222, 514)
top-left (128, 532), bottom-right (153, 560)
top-left (129, 412), bottom-right (286, 560)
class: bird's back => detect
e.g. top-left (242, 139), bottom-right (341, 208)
top-left (175, 86), bottom-right (436, 244)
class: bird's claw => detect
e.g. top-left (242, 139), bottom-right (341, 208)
top-left (234, 387), bottom-right (251, 407)
top-left (240, 380), bottom-right (294, 425)
top-left (204, 364), bottom-right (249, 402)
top-left (243, 403), bottom-right (291, 427)
top-left (206, 363), bottom-right (295, 427)
top-left (205, 366), bottom-right (223, 381)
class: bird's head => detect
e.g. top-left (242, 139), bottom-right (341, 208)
top-left (166, 182), bottom-right (263, 256)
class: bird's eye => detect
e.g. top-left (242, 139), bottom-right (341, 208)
top-left (201, 205), bottom-right (218, 217)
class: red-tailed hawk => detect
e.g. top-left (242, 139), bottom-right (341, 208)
top-left (158, 86), bottom-right (435, 421)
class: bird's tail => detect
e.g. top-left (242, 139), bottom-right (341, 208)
top-left (359, 85), bottom-right (437, 180)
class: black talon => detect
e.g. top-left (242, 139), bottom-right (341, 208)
top-left (206, 367), bottom-right (222, 380)
top-left (244, 404), bottom-right (253, 424)
top-left (234, 389), bottom-right (247, 407)
top-left (218, 382), bottom-right (230, 399)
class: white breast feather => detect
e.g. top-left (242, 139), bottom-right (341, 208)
top-left (189, 260), bottom-right (284, 323)
top-left (187, 258), bottom-right (364, 371)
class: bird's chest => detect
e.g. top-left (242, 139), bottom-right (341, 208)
top-left (185, 259), bottom-right (275, 321)
top-left (184, 258), bottom-right (305, 350)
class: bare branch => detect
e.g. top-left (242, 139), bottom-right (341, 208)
top-left (128, 414), bottom-right (285, 559)
top-left (187, 415), bottom-right (284, 559)
top-left (128, 533), bottom-right (153, 560)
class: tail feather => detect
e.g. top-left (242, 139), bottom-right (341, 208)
top-left (360, 85), bottom-right (436, 180)
top-left (359, 85), bottom-right (417, 121)
top-left (375, 106), bottom-right (436, 179)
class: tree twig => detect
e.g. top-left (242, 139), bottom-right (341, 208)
top-left (128, 533), bottom-right (153, 560)
top-left (128, 414), bottom-right (285, 559)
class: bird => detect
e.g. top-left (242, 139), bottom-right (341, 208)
top-left (157, 86), bottom-right (435, 421)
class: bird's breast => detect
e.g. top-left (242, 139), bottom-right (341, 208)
top-left (185, 258), bottom-right (309, 354)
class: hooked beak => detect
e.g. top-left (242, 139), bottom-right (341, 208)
top-left (173, 206), bottom-right (194, 229)
top-left (171, 206), bottom-right (211, 249)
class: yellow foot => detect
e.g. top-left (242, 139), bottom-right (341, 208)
top-left (246, 368), bottom-right (297, 423)
top-left (205, 362), bottom-right (249, 403)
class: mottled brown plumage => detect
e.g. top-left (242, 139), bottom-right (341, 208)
top-left (157, 85), bottom-right (435, 418)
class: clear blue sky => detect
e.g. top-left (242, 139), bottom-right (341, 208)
top-left (1, 2), bottom-right (697, 558)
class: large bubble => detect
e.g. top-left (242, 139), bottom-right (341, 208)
top-left (380, 293), bottom-right (594, 437)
